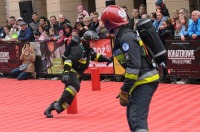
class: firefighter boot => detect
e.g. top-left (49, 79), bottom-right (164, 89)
top-left (44, 101), bottom-right (55, 118)
top-left (53, 101), bottom-right (65, 114)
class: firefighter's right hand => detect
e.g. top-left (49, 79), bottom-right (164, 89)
top-left (61, 72), bottom-right (70, 84)
top-left (116, 90), bottom-right (129, 107)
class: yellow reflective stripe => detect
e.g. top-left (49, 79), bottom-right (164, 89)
top-left (125, 73), bottom-right (138, 80)
top-left (62, 102), bottom-right (69, 109)
top-left (64, 61), bottom-right (72, 67)
top-left (78, 59), bottom-right (86, 64)
top-left (65, 87), bottom-right (76, 96)
top-left (129, 74), bottom-right (160, 94)
top-left (94, 54), bottom-right (100, 61)
top-left (138, 40), bottom-right (144, 46)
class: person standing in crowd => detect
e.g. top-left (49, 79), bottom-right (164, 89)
top-left (49, 15), bottom-right (60, 32)
top-left (0, 25), bottom-right (12, 41)
top-left (188, 10), bottom-right (200, 39)
top-left (29, 12), bottom-right (40, 34)
top-left (139, 4), bottom-right (147, 17)
top-left (153, 11), bottom-right (168, 32)
top-left (150, 12), bottom-right (157, 23)
top-left (101, 5), bottom-right (160, 132)
top-left (74, 22), bottom-right (87, 38)
top-left (11, 41), bottom-right (35, 80)
top-left (128, 8), bottom-right (141, 30)
top-left (155, 0), bottom-right (170, 17)
top-left (44, 30), bottom-right (112, 118)
top-left (121, 6), bottom-right (130, 20)
top-left (179, 14), bottom-right (192, 41)
top-left (90, 12), bottom-right (100, 32)
top-left (83, 16), bottom-right (93, 30)
top-left (18, 22), bottom-right (35, 42)
top-left (58, 14), bottom-right (71, 31)
top-left (171, 10), bottom-right (179, 29)
top-left (77, 5), bottom-right (89, 22)
top-left (7, 16), bottom-right (16, 28)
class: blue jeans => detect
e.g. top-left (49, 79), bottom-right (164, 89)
top-left (11, 67), bottom-right (33, 80)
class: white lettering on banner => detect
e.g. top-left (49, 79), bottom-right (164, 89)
top-left (0, 52), bottom-right (10, 63)
top-left (168, 50), bottom-right (195, 64)
top-left (93, 46), bottom-right (106, 55)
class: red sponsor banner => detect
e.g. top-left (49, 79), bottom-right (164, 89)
top-left (0, 42), bottom-right (24, 73)
top-left (84, 39), bottom-right (114, 74)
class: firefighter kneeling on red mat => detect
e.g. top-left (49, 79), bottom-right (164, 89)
top-left (44, 30), bottom-right (112, 118)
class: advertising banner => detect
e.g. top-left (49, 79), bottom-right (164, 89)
top-left (84, 39), bottom-right (114, 74)
top-left (0, 42), bottom-right (24, 73)
top-left (166, 38), bottom-right (200, 78)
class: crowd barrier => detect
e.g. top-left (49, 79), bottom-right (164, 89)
top-left (0, 38), bottom-right (199, 79)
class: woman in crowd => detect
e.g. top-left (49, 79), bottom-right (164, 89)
top-left (83, 16), bottom-right (93, 30)
top-left (74, 22), bottom-right (86, 38)
top-left (0, 25), bottom-right (12, 41)
top-left (179, 14), bottom-right (192, 41)
top-left (11, 41), bottom-right (35, 80)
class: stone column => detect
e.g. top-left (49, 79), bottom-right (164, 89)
top-left (0, 0), bottom-right (6, 25)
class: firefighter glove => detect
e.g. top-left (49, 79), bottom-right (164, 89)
top-left (116, 90), bottom-right (129, 107)
top-left (61, 72), bottom-right (70, 84)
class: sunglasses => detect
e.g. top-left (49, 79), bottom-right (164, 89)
top-left (78, 17), bottom-right (83, 19)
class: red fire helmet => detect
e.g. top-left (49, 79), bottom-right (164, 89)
top-left (101, 5), bottom-right (129, 31)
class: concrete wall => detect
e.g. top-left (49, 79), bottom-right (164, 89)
top-left (0, 0), bottom-right (6, 25)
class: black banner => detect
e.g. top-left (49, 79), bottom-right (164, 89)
top-left (166, 38), bottom-right (200, 78)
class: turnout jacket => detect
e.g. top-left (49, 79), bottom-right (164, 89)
top-left (113, 27), bottom-right (160, 94)
top-left (62, 37), bottom-right (110, 75)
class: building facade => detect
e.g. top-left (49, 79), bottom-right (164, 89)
top-left (1, 0), bottom-right (199, 25)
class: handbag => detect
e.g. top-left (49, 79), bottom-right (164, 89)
top-left (19, 63), bottom-right (28, 71)
top-left (19, 53), bottom-right (30, 71)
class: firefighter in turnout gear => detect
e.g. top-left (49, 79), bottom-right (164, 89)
top-left (101, 5), bottom-right (160, 132)
top-left (44, 30), bottom-right (112, 118)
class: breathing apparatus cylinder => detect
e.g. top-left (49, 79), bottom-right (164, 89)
top-left (136, 18), bottom-right (166, 64)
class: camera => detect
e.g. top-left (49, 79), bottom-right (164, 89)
top-left (34, 32), bottom-right (40, 36)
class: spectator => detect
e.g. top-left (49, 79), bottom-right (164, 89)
top-left (29, 12), bottom-right (40, 34)
top-left (150, 12), bottom-right (157, 23)
top-left (39, 16), bottom-right (50, 31)
top-left (153, 11), bottom-right (168, 32)
top-left (10, 17), bottom-right (24, 38)
top-left (174, 19), bottom-right (182, 37)
top-left (188, 10), bottom-right (200, 39)
top-left (179, 8), bottom-right (189, 16)
top-left (96, 20), bottom-right (109, 39)
top-left (90, 12), bottom-right (100, 32)
top-left (62, 23), bottom-right (73, 46)
top-left (49, 15), bottom-right (60, 32)
top-left (0, 25), bottom-right (12, 41)
top-left (83, 16), bottom-right (93, 30)
top-left (179, 14), bottom-right (192, 41)
top-left (58, 14), bottom-right (71, 31)
top-left (7, 16), bottom-right (16, 28)
top-left (158, 18), bottom-right (174, 46)
top-left (155, 0), bottom-right (170, 17)
top-left (77, 5), bottom-right (89, 21)
top-left (18, 22), bottom-right (35, 42)
top-left (139, 4), bottom-right (147, 16)
top-left (128, 8), bottom-right (140, 30)
top-left (11, 41), bottom-right (36, 80)
top-left (35, 25), bottom-right (49, 41)
top-left (141, 14), bottom-right (150, 19)
top-left (171, 10), bottom-right (179, 29)
top-left (77, 13), bottom-right (85, 23)
top-left (121, 6), bottom-right (130, 20)
top-left (74, 22), bottom-right (87, 38)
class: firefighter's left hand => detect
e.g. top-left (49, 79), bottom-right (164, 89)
top-left (61, 72), bottom-right (70, 84)
top-left (116, 90), bottom-right (129, 107)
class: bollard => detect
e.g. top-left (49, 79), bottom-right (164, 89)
top-left (91, 67), bottom-right (101, 91)
top-left (67, 95), bottom-right (78, 114)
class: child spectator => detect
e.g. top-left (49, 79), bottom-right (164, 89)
top-left (35, 25), bottom-right (49, 41)
top-left (179, 14), bottom-right (192, 41)
top-left (150, 12), bottom-right (157, 23)
top-left (155, 0), bottom-right (169, 17)
top-left (174, 19), bottom-right (182, 37)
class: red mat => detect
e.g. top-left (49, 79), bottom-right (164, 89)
top-left (0, 78), bottom-right (200, 132)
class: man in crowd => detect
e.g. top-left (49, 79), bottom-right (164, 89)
top-left (188, 10), bottom-right (200, 39)
top-left (29, 12), bottom-right (40, 34)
